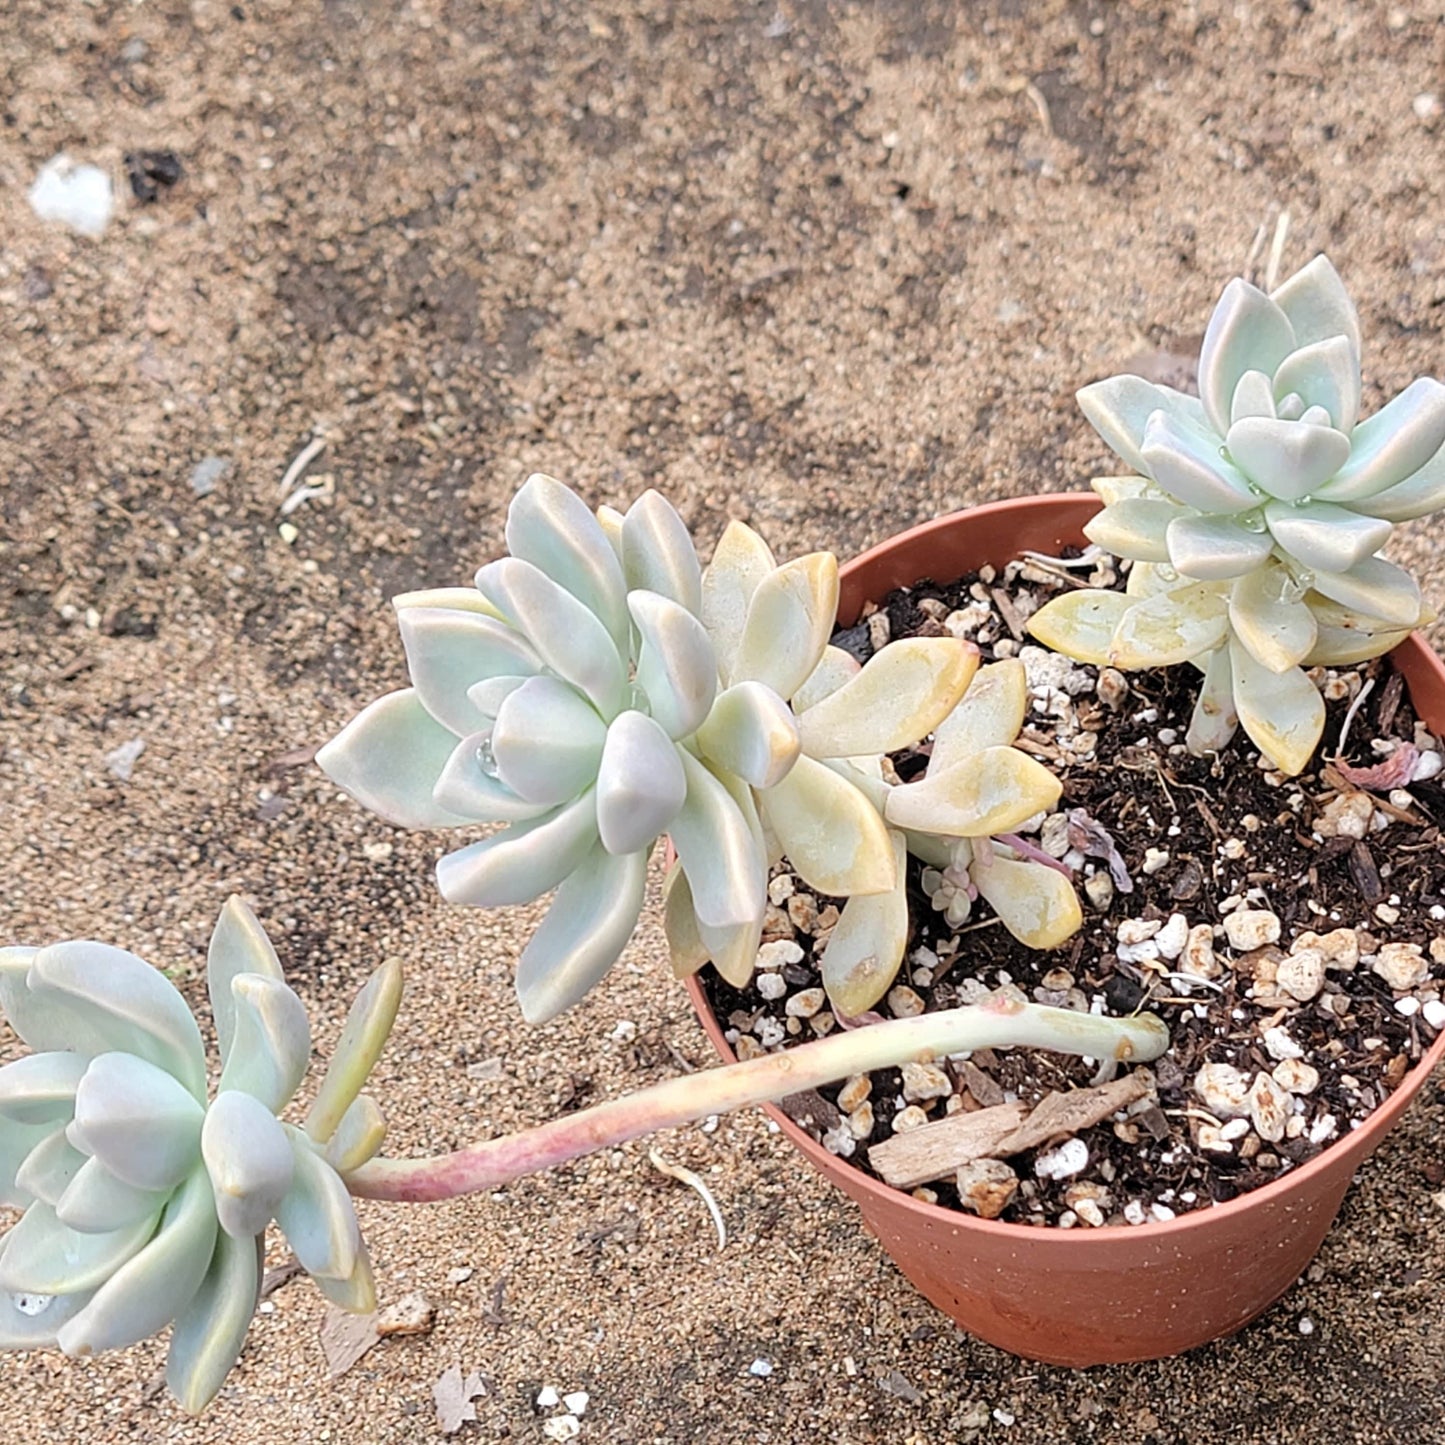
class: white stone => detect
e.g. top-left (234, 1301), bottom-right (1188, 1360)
top-left (1248, 1073), bottom-right (1291, 1143)
top-left (901, 1062), bottom-right (953, 1102)
top-left (1293, 928), bottom-right (1359, 971)
top-left (1123, 1200), bottom-right (1148, 1225)
top-left (821, 1123), bottom-right (856, 1157)
top-left (1084, 872), bottom-right (1114, 909)
top-left (1374, 942), bottom-right (1429, 991)
top-left (29, 154), bottom-right (114, 237)
top-left (1262, 1026), bottom-right (1304, 1061)
top-left (1272, 1059), bottom-right (1320, 1095)
top-left (1309, 1113), bottom-right (1338, 1144)
top-left (756, 940), bottom-right (804, 969)
top-left (1395, 996), bottom-right (1421, 1017)
top-left (1142, 848), bottom-right (1171, 875)
top-left (767, 874), bottom-right (795, 905)
top-left (1118, 918), bottom-right (1162, 945)
top-left (756, 973), bottom-right (787, 1001)
top-left (536, 1387), bottom-right (561, 1409)
top-left (1155, 913), bottom-right (1190, 961)
top-left (1412, 750), bottom-right (1443, 782)
top-left (785, 988), bottom-right (825, 1018)
top-left (1194, 1063), bottom-right (1251, 1118)
top-left (1034, 1138), bottom-right (1089, 1180)
top-left (1223, 909), bottom-right (1281, 952)
top-left (749, 1358), bottom-right (774, 1378)
top-left (543, 1416), bottom-right (580, 1443)
top-left (1277, 948), bottom-right (1325, 1002)
top-left (1180, 924), bottom-right (1220, 979)
top-left (1315, 793), bottom-right (1375, 840)
top-left (563, 1392), bottom-right (590, 1416)
top-left (1423, 1000), bottom-right (1445, 1030)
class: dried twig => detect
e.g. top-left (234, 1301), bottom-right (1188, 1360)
top-left (649, 1147), bottom-right (726, 1250)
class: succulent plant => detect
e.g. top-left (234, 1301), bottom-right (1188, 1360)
top-left (321, 476), bottom-right (976, 1022)
top-left (1029, 255), bottom-right (1445, 774)
top-left (0, 898), bottom-right (398, 1412)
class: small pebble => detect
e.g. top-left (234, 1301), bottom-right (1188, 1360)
top-left (837, 1074), bottom-right (871, 1113)
top-left (1262, 1026), bottom-right (1304, 1061)
top-left (1194, 1062), bottom-right (1252, 1118)
top-left (1374, 942), bottom-right (1429, 990)
top-left (1142, 847), bottom-right (1171, 875)
top-left (785, 987), bottom-right (825, 1018)
top-left (822, 1122), bottom-right (856, 1157)
top-left (867, 612), bottom-right (891, 650)
top-left (767, 874), bottom-right (795, 905)
top-left (901, 1062), bottom-right (953, 1102)
top-left (1034, 1138), bottom-right (1089, 1180)
top-left (756, 939), bottom-right (805, 969)
top-left (1276, 948), bottom-right (1325, 1002)
top-left (536, 1386), bottom-right (561, 1409)
top-left (1423, 1000), bottom-right (1445, 1030)
top-left (1123, 1200), bottom-right (1148, 1226)
top-left (749, 1358), bottom-right (773, 1378)
top-left (1293, 928), bottom-right (1359, 971)
top-left (1180, 924), bottom-right (1220, 979)
top-left (1223, 909), bottom-right (1281, 952)
top-left (887, 985), bottom-right (925, 1018)
top-left (1154, 913), bottom-right (1189, 962)
top-left (542, 1417), bottom-right (580, 1443)
top-left (757, 974), bottom-right (787, 1001)
top-left (847, 1102), bottom-right (875, 1140)
top-left (1084, 872), bottom-right (1115, 909)
top-left (563, 1392), bottom-right (590, 1416)
top-left (1272, 1059), bottom-right (1320, 1095)
top-left (892, 1105), bottom-right (930, 1133)
top-left (955, 1158), bottom-right (1019, 1219)
top-left (1248, 1072), bottom-right (1290, 1143)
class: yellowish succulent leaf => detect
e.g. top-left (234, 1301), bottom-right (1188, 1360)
top-left (929, 658), bottom-right (1028, 773)
top-left (1228, 566), bottom-right (1318, 674)
top-left (701, 520), bottom-right (778, 679)
top-left (973, 852), bottom-right (1083, 950)
top-left (1027, 589), bottom-right (1133, 667)
top-left (732, 553), bottom-right (840, 700)
top-left (819, 833), bottom-right (909, 1016)
top-left (1109, 582), bottom-right (1230, 669)
top-left (391, 587), bottom-right (506, 620)
top-left (1091, 475), bottom-right (1153, 506)
top-left (1229, 639), bottom-right (1325, 777)
top-left (885, 746), bottom-right (1061, 839)
top-left (793, 645), bottom-right (862, 714)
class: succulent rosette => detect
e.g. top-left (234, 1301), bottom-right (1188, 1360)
top-left (1030, 255), bottom-right (1445, 774)
top-left (0, 899), bottom-right (398, 1412)
top-left (322, 476), bottom-right (977, 1022)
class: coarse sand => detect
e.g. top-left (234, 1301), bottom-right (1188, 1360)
top-left (3, 2), bottom-right (1444, 1441)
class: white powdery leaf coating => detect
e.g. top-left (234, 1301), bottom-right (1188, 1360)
top-left (669, 752), bottom-right (767, 933)
top-left (1225, 416), bottom-right (1351, 502)
top-left (201, 1091), bottom-right (294, 1240)
top-left (620, 490), bottom-right (704, 615)
top-left (1164, 514), bottom-right (1274, 581)
top-left (215, 974), bottom-right (311, 1113)
top-left (1264, 501), bottom-right (1392, 575)
top-left (1141, 410), bottom-right (1256, 515)
top-left (629, 591), bottom-right (718, 741)
top-left (1270, 255), bottom-right (1361, 358)
top-left (594, 711), bottom-right (687, 857)
top-left (69, 1055), bottom-right (204, 1194)
top-left (1077, 374), bottom-right (1204, 476)
top-left (1271, 335), bottom-right (1360, 433)
top-left (1197, 278), bottom-right (1297, 437)
top-left (435, 792), bottom-right (600, 908)
top-left (1318, 377), bottom-right (1445, 502)
top-left (206, 899), bottom-right (285, 1070)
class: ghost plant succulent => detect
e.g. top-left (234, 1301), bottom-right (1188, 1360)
top-left (0, 899), bottom-right (398, 1412)
top-left (320, 475), bottom-right (982, 1023)
top-left (1029, 255), bottom-right (1445, 774)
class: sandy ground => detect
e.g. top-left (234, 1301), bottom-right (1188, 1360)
top-left (3, 2), bottom-right (1445, 1441)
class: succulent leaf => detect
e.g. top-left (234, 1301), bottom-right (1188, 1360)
top-left (760, 754), bottom-right (897, 897)
top-left (929, 658), bottom-right (1029, 772)
top-left (391, 586), bottom-right (505, 620)
top-left (474, 558), bottom-right (627, 718)
top-left (1269, 254), bottom-right (1360, 356)
top-left (0, 1053), bottom-right (88, 1126)
top-left (165, 1232), bottom-right (263, 1414)
top-left (1163, 513), bottom-right (1275, 580)
top-left (202, 1091), bottom-right (295, 1239)
top-left (1228, 638), bottom-right (1325, 776)
top-left (1317, 377), bottom-right (1445, 502)
top-left (796, 638), bottom-right (978, 759)
top-left (54, 1157), bottom-right (169, 1233)
top-left (433, 731), bottom-right (556, 823)
top-left (323, 1096), bottom-right (387, 1174)
top-left (1308, 555), bottom-right (1422, 627)
top-left (317, 689), bottom-right (475, 830)
top-left (621, 490), bottom-right (704, 614)
top-left (312, 1240), bottom-right (377, 1313)
top-left (1225, 416), bottom-right (1351, 501)
top-left (886, 747), bottom-right (1062, 839)
top-left (207, 899), bottom-right (285, 1068)
top-left (595, 711), bottom-right (687, 856)
top-left (1357, 445), bottom-right (1445, 522)
top-left (1263, 500), bottom-right (1392, 573)
top-left (70, 1053), bottom-right (204, 1192)
top-left (304, 958), bottom-right (403, 1145)
top-left (1, 1119), bottom-right (61, 1209)
top-left (629, 590), bottom-right (719, 740)
top-left (1026, 589), bottom-right (1133, 666)
top-left (504, 473), bottom-right (631, 651)
top-left (792, 645), bottom-right (861, 712)
top-left (515, 845), bottom-right (649, 1024)
top-left (1197, 278), bottom-right (1297, 435)
top-left (1270, 334), bottom-right (1360, 433)
top-left (0, 1202), bottom-right (160, 1297)
top-left (490, 675), bottom-right (608, 806)
top-left (662, 864), bottom-right (711, 981)
top-left (1108, 582), bottom-right (1231, 668)
top-left (819, 833), bottom-right (909, 1016)
top-left (0, 1266), bottom-right (92, 1349)
top-left (973, 852), bottom-right (1084, 950)
top-left (700, 520), bottom-right (776, 678)
top-left (1229, 369), bottom-right (1277, 424)
top-left (669, 752), bottom-right (767, 932)
top-left (13, 1129), bottom-right (86, 1206)
top-left (1228, 566), bottom-right (1318, 674)
top-left (216, 974), bottom-right (311, 1113)
top-left (396, 607), bottom-right (541, 737)
top-left (731, 553), bottom-right (840, 701)
top-left (1141, 410), bottom-right (1257, 514)
top-left (1082, 496), bottom-right (1181, 562)
top-left (1184, 645), bottom-right (1239, 754)
top-left (434, 791), bottom-right (599, 908)
top-left (274, 1133), bottom-right (361, 1283)
top-left (694, 682), bottom-right (801, 790)
top-left (1077, 375), bottom-right (1203, 475)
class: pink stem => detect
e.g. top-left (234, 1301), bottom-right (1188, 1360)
top-left (995, 833), bottom-right (1073, 878)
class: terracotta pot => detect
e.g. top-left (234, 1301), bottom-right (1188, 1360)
top-left (685, 492), bottom-right (1445, 1366)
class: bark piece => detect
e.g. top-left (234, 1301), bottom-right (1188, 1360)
top-left (868, 1102), bottom-right (1028, 1189)
top-left (992, 1071), bottom-right (1152, 1156)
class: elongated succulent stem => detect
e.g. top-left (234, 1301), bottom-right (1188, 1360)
top-left (347, 998), bottom-right (1169, 1202)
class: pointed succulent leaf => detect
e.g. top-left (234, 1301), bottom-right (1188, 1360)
top-left (1141, 410), bottom-right (1257, 514)
top-left (1109, 582), bottom-right (1231, 668)
top-left (165, 1231), bottom-right (263, 1415)
top-left (433, 731), bottom-right (556, 823)
top-left (1264, 500), bottom-right (1392, 573)
top-left (759, 754), bottom-right (896, 898)
top-left (621, 490), bottom-right (704, 614)
top-left (216, 974), bottom-right (311, 1112)
top-left (304, 958), bottom-right (403, 1145)
top-left (202, 1090), bottom-right (295, 1240)
top-left (1, 1118), bottom-right (58, 1209)
top-left (1318, 377), bottom-right (1445, 502)
top-left (395, 607), bottom-right (541, 737)
top-left (55, 1157), bottom-right (170, 1233)
top-left (694, 682), bottom-right (801, 790)
top-left (797, 638), bottom-right (978, 760)
top-left (1082, 497), bottom-right (1180, 563)
top-left (313, 1239), bottom-right (377, 1313)
top-left (1225, 417), bottom-right (1351, 501)
top-left (1198, 278), bottom-right (1297, 435)
top-left (0, 946), bottom-right (38, 1036)
top-left (886, 747), bottom-right (1061, 839)
top-left (207, 898), bottom-right (284, 1069)
top-left (700, 520), bottom-right (777, 679)
top-left (1026, 589), bottom-right (1132, 666)
top-left (57, 1167), bottom-right (217, 1358)
top-left (0, 1201), bottom-right (160, 1296)
top-left (0, 1270), bottom-right (93, 1349)
top-left (316, 689), bottom-right (475, 830)
top-left (793, 645), bottom-right (861, 713)
top-left (1229, 369), bottom-right (1277, 424)
top-left (13, 1128), bottom-right (86, 1205)
top-left (0, 1053), bottom-right (87, 1125)
top-left (1228, 566), bottom-right (1318, 673)
top-left (1302, 594), bottom-right (1415, 665)
top-left (435, 791), bottom-right (599, 908)
top-left (505, 473), bottom-right (631, 650)
top-left (1308, 555), bottom-right (1422, 627)
top-left (70, 1053), bottom-right (204, 1193)
top-left (629, 590), bottom-right (718, 739)
top-left (973, 852), bottom-right (1084, 950)
top-left (515, 845), bottom-right (649, 1023)
top-left (323, 1096), bottom-right (387, 1175)
top-left (929, 658), bottom-right (1029, 773)
top-left (732, 553), bottom-right (840, 701)
top-left (1271, 334), bottom-right (1360, 433)
top-left (819, 833), bottom-right (909, 1016)
top-left (1164, 513), bottom-right (1275, 580)
top-left (392, 586), bottom-right (504, 621)
top-left (466, 674), bottom-right (529, 725)
top-left (1184, 646), bottom-right (1239, 754)
top-left (274, 1132), bottom-right (361, 1282)
top-left (670, 751), bottom-right (767, 932)
top-left (595, 711), bottom-right (686, 856)
top-left (1229, 639), bottom-right (1325, 776)
top-left (1091, 475), bottom-right (1153, 506)
top-left (1356, 444), bottom-right (1445, 522)
top-left (474, 558), bottom-right (627, 718)
top-left (16, 943), bottom-right (207, 1101)
top-left (1270, 255), bottom-right (1361, 355)
top-left (596, 504), bottom-right (625, 557)
top-left (1077, 375), bottom-right (1200, 475)
top-left (662, 864), bottom-right (711, 981)
top-left (490, 675), bottom-right (607, 807)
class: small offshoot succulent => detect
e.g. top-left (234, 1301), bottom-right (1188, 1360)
top-left (320, 475), bottom-right (976, 1022)
top-left (0, 899), bottom-right (399, 1412)
top-left (1030, 255), bottom-right (1445, 774)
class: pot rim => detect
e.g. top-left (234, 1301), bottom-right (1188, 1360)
top-left (687, 490), bottom-right (1445, 1246)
